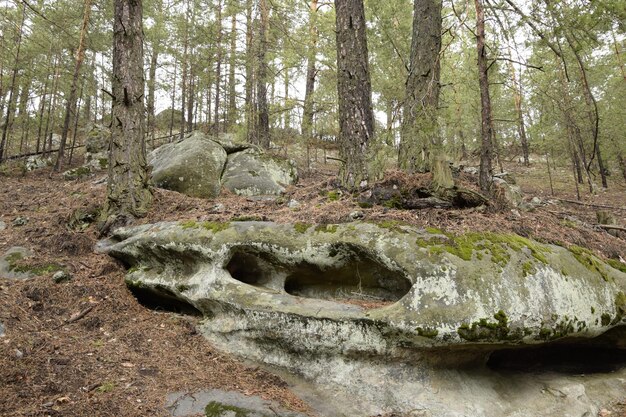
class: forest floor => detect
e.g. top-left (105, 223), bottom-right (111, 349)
top-left (1, 150), bottom-right (626, 417)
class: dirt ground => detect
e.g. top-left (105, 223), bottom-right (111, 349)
top-left (1, 153), bottom-right (626, 417)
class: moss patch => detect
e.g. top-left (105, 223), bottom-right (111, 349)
top-left (607, 259), bottom-right (626, 274)
top-left (416, 326), bottom-right (439, 338)
top-left (314, 224), bottom-right (337, 234)
top-left (205, 402), bottom-right (252, 417)
top-left (457, 310), bottom-right (524, 342)
top-left (569, 246), bottom-right (611, 282)
top-left (327, 190), bottom-right (340, 201)
top-left (294, 223), bottom-right (312, 234)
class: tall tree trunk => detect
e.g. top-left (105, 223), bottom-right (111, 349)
top-left (101, 0), bottom-right (152, 234)
top-left (475, 0), bottom-right (493, 193)
top-left (147, 47), bottom-right (158, 146)
top-left (334, 0), bottom-right (374, 188)
top-left (0, 3), bottom-right (25, 162)
top-left (214, 0), bottom-right (224, 134)
top-left (301, 0), bottom-right (318, 142)
top-left (283, 67), bottom-right (290, 129)
top-left (187, 71), bottom-right (195, 133)
top-left (398, 0), bottom-right (442, 173)
top-left (36, 64), bottom-right (51, 153)
top-left (169, 59), bottom-right (177, 138)
top-left (56, 0), bottom-right (92, 171)
top-left (227, 4), bottom-right (238, 127)
top-left (244, 0), bottom-right (254, 142)
top-left (18, 78), bottom-right (31, 153)
top-left (180, 1), bottom-right (189, 140)
top-left (44, 60), bottom-right (62, 154)
top-left (256, 0), bottom-right (270, 148)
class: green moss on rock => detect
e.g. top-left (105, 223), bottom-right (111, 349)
top-left (569, 246), bottom-right (611, 282)
top-left (205, 401), bottom-right (252, 417)
top-left (315, 224), bottom-right (338, 233)
top-left (294, 223), bottom-right (312, 234)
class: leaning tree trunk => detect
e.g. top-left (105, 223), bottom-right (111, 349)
top-left (101, 0), bottom-right (152, 234)
top-left (227, 4), bottom-right (238, 128)
top-left (475, 0), bottom-right (493, 194)
top-left (146, 47), bottom-right (158, 146)
top-left (398, 0), bottom-right (442, 173)
top-left (55, 0), bottom-right (92, 172)
top-left (335, 0), bottom-right (374, 188)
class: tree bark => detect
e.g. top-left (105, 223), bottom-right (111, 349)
top-left (256, 0), bottom-right (270, 148)
top-left (227, 3), bottom-right (238, 127)
top-left (475, 0), bottom-right (493, 194)
top-left (55, 0), bottom-right (92, 172)
top-left (335, 0), bottom-right (374, 188)
top-left (301, 0), bottom-right (318, 141)
top-left (214, 0), bottom-right (223, 134)
top-left (101, 0), bottom-right (152, 234)
top-left (0, 3), bottom-right (26, 162)
top-left (398, 0), bottom-right (442, 173)
top-left (244, 0), bottom-right (254, 142)
top-left (147, 47), bottom-right (158, 146)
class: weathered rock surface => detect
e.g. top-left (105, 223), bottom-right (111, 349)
top-left (0, 247), bottom-right (35, 279)
top-left (222, 149), bottom-right (297, 196)
top-left (149, 132), bottom-right (227, 198)
top-left (166, 389), bottom-right (307, 417)
top-left (98, 221), bottom-right (626, 417)
top-left (25, 155), bottom-right (52, 171)
top-left (212, 132), bottom-right (254, 154)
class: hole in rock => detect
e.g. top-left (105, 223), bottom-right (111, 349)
top-left (129, 284), bottom-right (202, 316)
top-left (226, 250), bottom-right (282, 289)
top-left (284, 244), bottom-right (412, 303)
top-left (487, 344), bottom-right (626, 374)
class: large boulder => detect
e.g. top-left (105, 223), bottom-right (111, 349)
top-left (149, 132), bottom-right (227, 199)
top-left (99, 221), bottom-right (626, 417)
top-left (84, 125), bottom-right (110, 171)
top-left (25, 155), bottom-right (52, 171)
top-left (222, 149), bottom-right (297, 196)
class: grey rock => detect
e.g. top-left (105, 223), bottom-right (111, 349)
top-left (287, 199), bottom-right (300, 209)
top-left (531, 196), bottom-right (543, 206)
top-left (12, 217), bottom-right (28, 227)
top-left (84, 151), bottom-right (109, 171)
top-left (493, 171), bottom-right (517, 185)
top-left (0, 321), bottom-right (5, 337)
top-left (222, 149), bottom-right (297, 196)
top-left (52, 270), bottom-right (71, 283)
top-left (85, 125), bottom-right (110, 153)
top-left (463, 166), bottom-right (479, 175)
top-left (349, 210), bottom-right (364, 220)
top-left (166, 389), bottom-right (307, 417)
top-left (15, 349), bottom-right (23, 359)
top-left (0, 220), bottom-right (5, 231)
top-left (149, 131), bottom-right (227, 199)
top-left (493, 177), bottom-right (523, 207)
top-left (212, 132), bottom-right (254, 154)
top-left (63, 166), bottom-right (92, 181)
top-left (211, 203), bottom-right (226, 213)
top-left (99, 221), bottom-right (626, 416)
top-left (0, 246), bottom-right (34, 279)
top-left (25, 155), bottom-right (52, 171)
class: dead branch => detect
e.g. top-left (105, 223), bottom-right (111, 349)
top-left (597, 224), bottom-right (626, 233)
top-left (555, 198), bottom-right (626, 211)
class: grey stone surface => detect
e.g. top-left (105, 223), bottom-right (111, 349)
top-left (0, 321), bottom-right (5, 337)
top-left (52, 270), bottom-right (71, 283)
top-left (222, 149), bottom-right (297, 196)
top-left (212, 132), bottom-right (254, 154)
top-left (99, 222), bottom-right (626, 417)
top-left (166, 389), bottom-right (307, 417)
top-left (149, 131), bottom-right (227, 199)
top-left (0, 246), bottom-right (34, 279)
top-left (0, 220), bottom-right (5, 231)
top-left (25, 155), bottom-right (52, 171)
top-left (493, 176), bottom-right (523, 207)
top-left (12, 217), bottom-right (28, 227)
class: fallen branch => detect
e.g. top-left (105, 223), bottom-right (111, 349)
top-left (597, 224), bottom-right (626, 233)
top-left (555, 198), bottom-right (626, 211)
top-left (54, 304), bottom-right (97, 329)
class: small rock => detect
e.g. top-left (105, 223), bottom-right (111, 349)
top-left (63, 166), bottom-right (92, 181)
top-left (530, 196), bottom-right (542, 206)
top-left (15, 349), bottom-right (23, 359)
top-left (211, 203), bottom-right (225, 213)
top-left (52, 270), bottom-right (71, 284)
top-left (349, 210), bottom-right (364, 220)
top-left (12, 217), bottom-right (28, 227)
top-left (0, 321), bottom-right (5, 337)
top-left (0, 220), bottom-right (5, 231)
top-left (287, 199), bottom-right (301, 209)
top-left (599, 409), bottom-right (612, 417)
top-left (463, 166), bottom-right (479, 175)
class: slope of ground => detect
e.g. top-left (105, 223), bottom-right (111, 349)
top-left (1, 154), bottom-right (625, 417)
